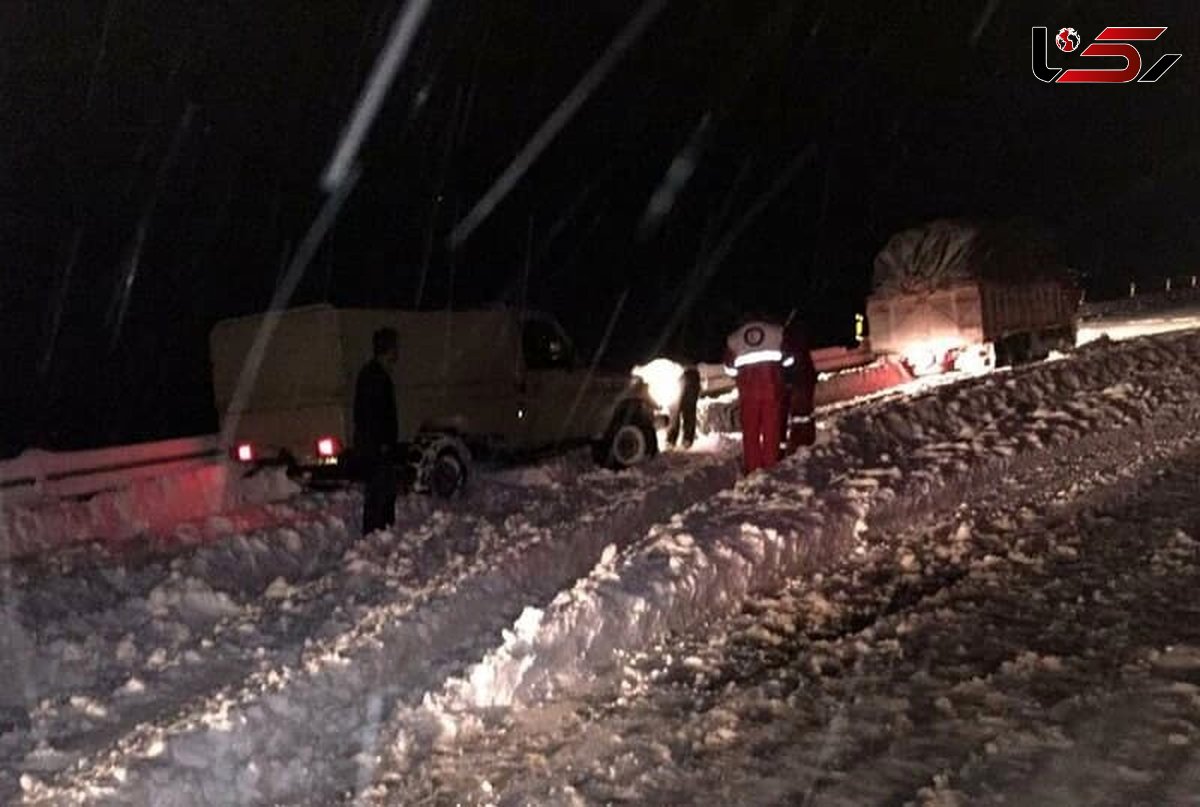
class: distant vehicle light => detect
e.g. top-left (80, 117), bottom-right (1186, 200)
top-left (236, 443), bottom-right (255, 463)
top-left (316, 437), bottom-right (340, 458)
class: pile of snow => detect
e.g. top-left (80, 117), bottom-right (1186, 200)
top-left (17, 451), bottom-right (739, 805)
top-left (483, 448), bottom-right (596, 489)
top-left (367, 338), bottom-right (1200, 806)
top-left (404, 330), bottom-right (1200, 748)
top-left (696, 390), bottom-right (739, 434)
top-left (0, 462), bottom-right (300, 561)
top-left (14, 330), bottom-right (1200, 804)
top-left (0, 489), bottom-right (369, 801)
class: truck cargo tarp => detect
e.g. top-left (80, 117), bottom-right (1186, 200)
top-left (873, 219), bottom-right (1070, 295)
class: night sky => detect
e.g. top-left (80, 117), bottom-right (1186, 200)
top-left (3, 0), bottom-right (1198, 457)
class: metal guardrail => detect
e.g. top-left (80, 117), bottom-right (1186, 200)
top-left (1080, 285), bottom-right (1200, 320)
top-left (0, 435), bottom-right (224, 506)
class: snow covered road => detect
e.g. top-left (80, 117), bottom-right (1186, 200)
top-left (373, 382), bottom-right (1200, 806)
top-left (346, 329), bottom-right (1200, 806)
top-left (7, 328), bottom-right (1200, 805)
top-left (1077, 305), bottom-right (1200, 346)
top-left (9, 443), bottom-right (740, 804)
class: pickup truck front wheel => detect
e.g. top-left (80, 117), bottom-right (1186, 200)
top-left (429, 450), bottom-right (467, 498)
top-left (595, 408), bottom-right (658, 470)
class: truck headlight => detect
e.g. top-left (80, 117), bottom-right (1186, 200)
top-left (632, 358), bottom-right (684, 411)
top-left (901, 338), bottom-right (961, 376)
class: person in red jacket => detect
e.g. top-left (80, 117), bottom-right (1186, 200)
top-left (724, 316), bottom-right (786, 474)
top-left (781, 318), bottom-right (819, 454)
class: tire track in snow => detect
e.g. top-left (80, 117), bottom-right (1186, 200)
top-left (360, 331), bottom-right (1200, 804)
top-left (395, 410), bottom-right (1200, 806)
top-left (19, 450), bottom-right (741, 805)
top-left (17, 329), bottom-right (1200, 804)
top-left (3, 450), bottom-right (652, 793)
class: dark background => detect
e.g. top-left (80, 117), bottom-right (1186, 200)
top-left (2, 0), bottom-right (1198, 456)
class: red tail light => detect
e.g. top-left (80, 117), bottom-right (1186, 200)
top-left (316, 437), bottom-right (340, 458)
top-left (235, 443), bottom-right (255, 463)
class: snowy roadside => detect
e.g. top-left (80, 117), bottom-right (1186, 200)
top-left (360, 330), bottom-right (1200, 802)
top-left (1, 443), bottom-right (654, 803)
top-left (408, 331), bottom-right (1200, 706)
top-left (14, 445), bottom-right (740, 805)
top-left (0, 451), bottom-right (637, 800)
top-left (1077, 307), bottom-right (1200, 346)
top-left (374, 370), bottom-right (1200, 805)
top-left (1, 486), bottom-right (369, 803)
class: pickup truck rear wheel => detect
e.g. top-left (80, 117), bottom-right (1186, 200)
top-left (595, 408), bottom-right (658, 470)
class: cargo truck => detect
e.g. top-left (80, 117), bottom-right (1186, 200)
top-left (865, 220), bottom-right (1080, 375)
top-left (209, 304), bottom-right (659, 495)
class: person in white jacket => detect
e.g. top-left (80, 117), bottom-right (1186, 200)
top-left (723, 316), bottom-right (786, 473)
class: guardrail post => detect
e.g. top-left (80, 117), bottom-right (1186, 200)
top-left (1129, 281), bottom-right (1137, 298)
top-left (1166, 277), bottom-right (1172, 292)
top-left (32, 452), bottom-right (46, 497)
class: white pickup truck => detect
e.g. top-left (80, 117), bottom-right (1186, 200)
top-left (209, 305), bottom-right (658, 495)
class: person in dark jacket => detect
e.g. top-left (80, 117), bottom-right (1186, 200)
top-left (666, 364), bottom-right (702, 449)
top-left (354, 327), bottom-right (400, 535)
top-left (781, 318), bottom-right (819, 454)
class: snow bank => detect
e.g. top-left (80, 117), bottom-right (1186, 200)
top-left (0, 463), bottom-right (300, 561)
top-left (19, 330), bottom-right (1200, 804)
top-left (482, 448), bottom-right (596, 488)
top-left (374, 402), bottom-right (1200, 805)
top-left (9, 455), bottom-right (743, 806)
top-left (412, 331), bottom-right (1200, 736)
top-left (21, 453), bottom-right (739, 806)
